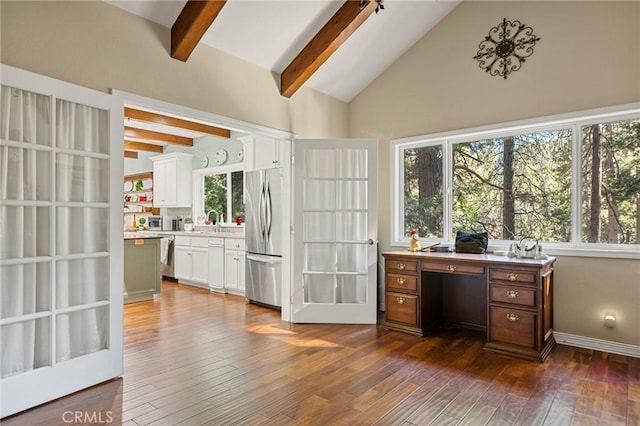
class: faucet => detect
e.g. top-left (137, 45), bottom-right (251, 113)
top-left (207, 210), bottom-right (219, 230)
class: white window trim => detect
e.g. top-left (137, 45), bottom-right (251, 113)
top-left (391, 103), bottom-right (640, 259)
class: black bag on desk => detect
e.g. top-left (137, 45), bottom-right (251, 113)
top-left (454, 231), bottom-right (488, 254)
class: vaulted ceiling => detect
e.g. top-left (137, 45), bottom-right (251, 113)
top-left (107, 0), bottom-right (460, 102)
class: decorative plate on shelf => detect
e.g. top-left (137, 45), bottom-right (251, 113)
top-left (124, 180), bottom-right (133, 192)
top-left (196, 213), bottom-right (207, 225)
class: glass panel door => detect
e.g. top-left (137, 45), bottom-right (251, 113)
top-left (292, 139), bottom-right (377, 324)
top-left (0, 65), bottom-right (123, 418)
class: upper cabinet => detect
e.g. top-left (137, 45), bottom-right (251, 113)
top-left (240, 135), bottom-right (288, 171)
top-left (150, 152), bottom-right (193, 207)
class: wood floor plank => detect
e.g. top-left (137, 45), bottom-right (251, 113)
top-left (2, 281), bottom-right (637, 426)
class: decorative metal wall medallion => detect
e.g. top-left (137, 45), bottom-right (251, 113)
top-left (473, 18), bottom-right (540, 79)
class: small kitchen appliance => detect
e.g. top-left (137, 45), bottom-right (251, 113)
top-left (148, 215), bottom-right (176, 231)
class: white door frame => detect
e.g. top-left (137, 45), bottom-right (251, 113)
top-left (111, 90), bottom-right (294, 322)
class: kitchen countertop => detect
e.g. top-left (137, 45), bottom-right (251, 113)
top-left (124, 232), bottom-right (163, 240)
top-left (136, 230), bottom-right (245, 239)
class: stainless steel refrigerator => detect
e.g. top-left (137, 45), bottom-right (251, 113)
top-left (245, 168), bottom-right (283, 308)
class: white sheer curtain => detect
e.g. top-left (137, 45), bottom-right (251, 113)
top-left (302, 148), bottom-right (368, 304)
top-left (1, 87), bottom-right (108, 378)
top-left (1, 86), bottom-right (50, 378)
top-left (55, 99), bottom-right (108, 362)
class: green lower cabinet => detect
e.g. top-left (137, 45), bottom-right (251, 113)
top-left (124, 237), bottom-right (161, 303)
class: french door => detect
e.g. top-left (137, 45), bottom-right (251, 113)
top-left (292, 139), bottom-right (378, 324)
top-left (0, 65), bottom-right (123, 417)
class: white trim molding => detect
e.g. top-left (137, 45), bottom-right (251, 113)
top-left (554, 332), bottom-right (640, 358)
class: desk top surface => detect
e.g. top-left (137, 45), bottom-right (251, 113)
top-left (382, 250), bottom-right (556, 267)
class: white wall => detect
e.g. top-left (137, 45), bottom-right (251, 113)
top-left (349, 1), bottom-right (640, 347)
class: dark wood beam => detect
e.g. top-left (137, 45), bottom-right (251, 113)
top-left (124, 141), bottom-right (164, 153)
top-left (280, 0), bottom-right (378, 98)
top-left (124, 151), bottom-right (138, 159)
top-left (125, 108), bottom-right (230, 138)
top-left (171, 0), bottom-right (227, 62)
top-left (124, 127), bottom-right (193, 147)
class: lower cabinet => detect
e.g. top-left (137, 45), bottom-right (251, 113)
top-left (225, 239), bottom-right (246, 295)
top-left (174, 236), bottom-right (209, 288)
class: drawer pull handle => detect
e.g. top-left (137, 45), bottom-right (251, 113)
top-left (506, 290), bottom-right (519, 299)
top-left (507, 273), bottom-right (519, 281)
top-left (506, 313), bottom-right (519, 322)
top-left (397, 263), bottom-right (406, 271)
top-left (397, 277), bottom-right (406, 286)
top-left (396, 297), bottom-right (405, 305)
top-left (447, 264), bottom-right (456, 272)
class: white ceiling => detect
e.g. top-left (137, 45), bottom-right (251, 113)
top-left (106, 0), bottom-right (460, 102)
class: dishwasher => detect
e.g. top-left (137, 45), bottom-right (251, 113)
top-left (207, 237), bottom-right (225, 293)
top-left (160, 235), bottom-right (175, 279)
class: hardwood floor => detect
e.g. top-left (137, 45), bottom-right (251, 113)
top-left (3, 281), bottom-right (639, 425)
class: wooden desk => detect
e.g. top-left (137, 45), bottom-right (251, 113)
top-left (382, 251), bottom-right (556, 362)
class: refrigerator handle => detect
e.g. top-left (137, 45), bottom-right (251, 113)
top-left (259, 179), bottom-right (266, 247)
top-left (265, 180), bottom-right (272, 241)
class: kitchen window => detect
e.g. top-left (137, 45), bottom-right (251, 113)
top-left (193, 164), bottom-right (244, 223)
top-left (391, 104), bottom-right (640, 257)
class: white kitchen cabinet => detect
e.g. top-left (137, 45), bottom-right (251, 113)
top-left (225, 239), bottom-right (246, 295)
top-left (240, 135), bottom-right (288, 171)
top-left (174, 235), bottom-right (209, 288)
top-left (207, 237), bottom-right (225, 293)
top-left (151, 152), bottom-right (193, 207)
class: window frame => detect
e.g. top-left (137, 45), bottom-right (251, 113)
top-left (192, 163), bottom-right (244, 223)
top-left (391, 103), bottom-right (640, 259)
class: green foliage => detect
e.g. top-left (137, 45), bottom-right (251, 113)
top-left (204, 171), bottom-right (244, 222)
top-left (581, 119), bottom-right (640, 243)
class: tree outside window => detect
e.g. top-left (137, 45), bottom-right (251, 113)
top-left (452, 130), bottom-right (572, 242)
top-left (581, 119), bottom-right (640, 244)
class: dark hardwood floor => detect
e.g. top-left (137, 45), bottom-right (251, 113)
top-left (3, 281), bottom-right (639, 425)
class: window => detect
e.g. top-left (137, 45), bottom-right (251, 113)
top-left (581, 119), bottom-right (640, 244)
top-left (193, 164), bottom-right (244, 223)
top-left (452, 130), bottom-right (573, 242)
top-left (392, 104), bottom-right (640, 256)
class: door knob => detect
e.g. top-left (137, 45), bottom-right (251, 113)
top-left (367, 238), bottom-right (376, 245)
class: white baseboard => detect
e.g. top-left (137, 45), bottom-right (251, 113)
top-left (554, 332), bottom-right (640, 358)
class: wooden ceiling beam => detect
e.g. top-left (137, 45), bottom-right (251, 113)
top-left (124, 141), bottom-right (164, 153)
top-left (124, 127), bottom-right (193, 147)
top-left (280, 0), bottom-right (378, 98)
top-left (171, 0), bottom-right (227, 62)
top-left (125, 108), bottom-right (230, 138)
top-left (124, 151), bottom-right (138, 159)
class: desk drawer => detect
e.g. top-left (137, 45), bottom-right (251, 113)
top-left (386, 292), bottom-right (419, 327)
top-left (387, 273), bottom-right (418, 292)
top-left (423, 262), bottom-right (485, 275)
top-left (386, 259), bottom-right (418, 274)
top-left (490, 306), bottom-right (536, 349)
top-left (491, 284), bottom-right (536, 308)
top-left (490, 268), bottom-right (536, 284)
